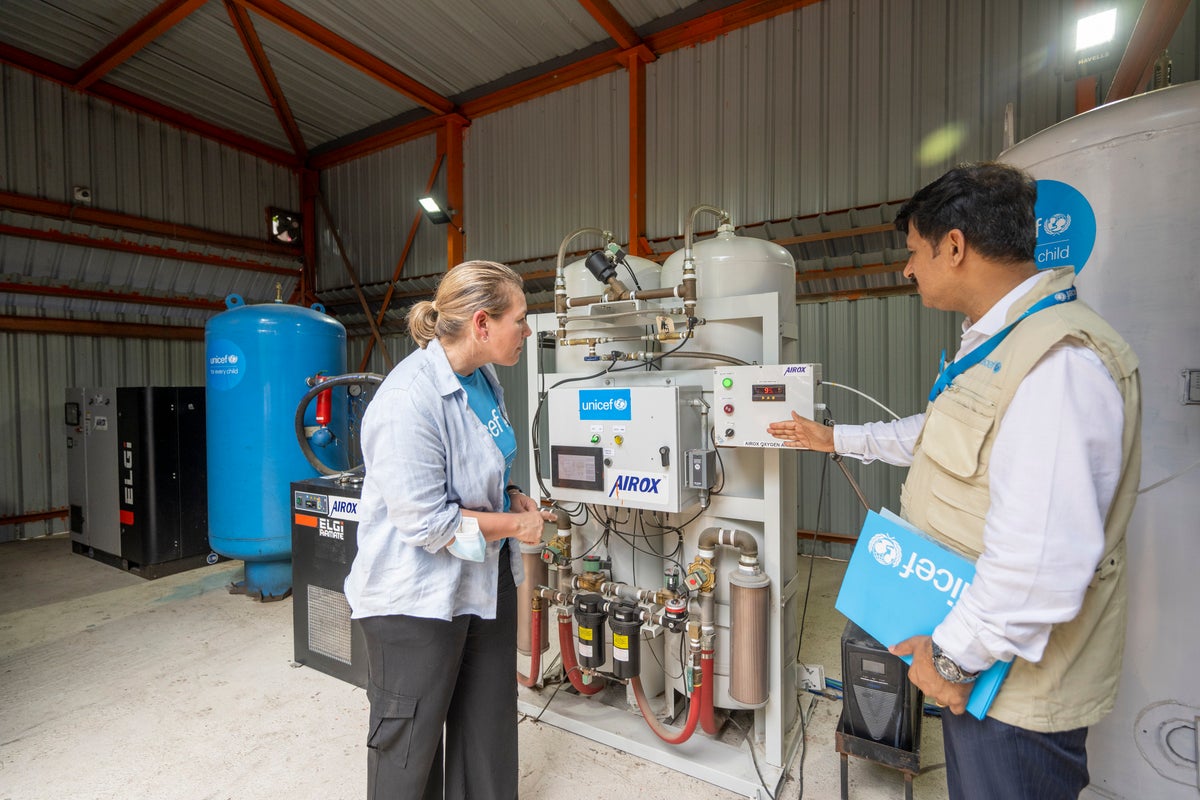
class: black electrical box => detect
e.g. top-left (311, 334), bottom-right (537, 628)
top-left (840, 620), bottom-right (922, 752)
top-left (291, 475), bottom-right (367, 688)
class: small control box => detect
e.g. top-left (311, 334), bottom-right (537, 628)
top-left (713, 363), bottom-right (822, 448)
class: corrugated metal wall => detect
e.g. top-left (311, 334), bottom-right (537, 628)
top-left (0, 64), bottom-right (298, 541)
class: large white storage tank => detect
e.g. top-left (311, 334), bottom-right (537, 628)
top-left (1004, 82), bottom-right (1200, 800)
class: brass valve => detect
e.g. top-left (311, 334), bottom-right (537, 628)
top-left (683, 555), bottom-right (716, 593)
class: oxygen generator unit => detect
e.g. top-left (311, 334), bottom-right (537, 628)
top-left (516, 216), bottom-right (820, 798)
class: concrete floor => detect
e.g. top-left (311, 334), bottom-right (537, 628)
top-left (0, 534), bottom-right (949, 800)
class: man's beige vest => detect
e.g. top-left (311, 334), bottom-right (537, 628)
top-left (900, 266), bottom-right (1142, 732)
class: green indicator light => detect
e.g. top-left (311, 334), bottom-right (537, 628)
top-left (590, 434), bottom-right (600, 443)
top-left (722, 377), bottom-right (733, 389)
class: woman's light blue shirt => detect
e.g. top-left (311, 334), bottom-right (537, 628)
top-left (344, 338), bottom-right (524, 621)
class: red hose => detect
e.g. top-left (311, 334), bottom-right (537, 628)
top-left (630, 656), bottom-right (712, 745)
top-left (558, 615), bottom-right (605, 695)
top-left (516, 606), bottom-right (542, 687)
top-left (699, 649), bottom-right (717, 734)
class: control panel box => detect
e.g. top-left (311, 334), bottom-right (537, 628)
top-left (547, 384), bottom-right (703, 512)
top-left (713, 364), bottom-right (822, 448)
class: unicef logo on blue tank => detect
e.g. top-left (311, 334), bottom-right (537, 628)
top-left (1034, 179), bottom-right (1096, 274)
top-left (207, 339), bottom-right (246, 391)
top-left (867, 533), bottom-right (903, 567)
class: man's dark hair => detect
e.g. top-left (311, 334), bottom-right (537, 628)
top-left (894, 162), bottom-right (1037, 264)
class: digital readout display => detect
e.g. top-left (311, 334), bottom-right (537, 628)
top-left (752, 384), bottom-right (787, 401)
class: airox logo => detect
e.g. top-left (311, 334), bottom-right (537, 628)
top-left (870, 530), bottom-right (971, 607)
top-left (784, 365), bottom-right (809, 374)
top-left (579, 389), bottom-right (632, 420)
top-left (607, 471), bottom-right (667, 505)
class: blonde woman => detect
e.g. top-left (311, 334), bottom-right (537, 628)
top-left (346, 260), bottom-right (554, 800)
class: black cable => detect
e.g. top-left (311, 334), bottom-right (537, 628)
top-left (725, 715), bottom-right (775, 800)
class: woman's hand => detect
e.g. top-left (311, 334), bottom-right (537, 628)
top-left (511, 507), bottom-right (556, 545)
top-left (766, 411), bottom-right (836, 452)
top-left (508, 491), bottom-right (540, 514)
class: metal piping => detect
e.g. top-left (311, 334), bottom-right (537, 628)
top-left (554, 227), bottom-right (613, 342)
top-left (682, 204), bottom-right (730, 320)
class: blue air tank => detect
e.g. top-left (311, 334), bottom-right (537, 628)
top-left (205, 295), bottom-right (348, 599)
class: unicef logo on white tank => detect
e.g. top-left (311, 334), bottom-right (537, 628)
top-left (1043, 213), bottom-right (1071, 236)
top-left (868, 533), bottom-right (903, 567)
top-left (207, 339), bottom-right (246, 391)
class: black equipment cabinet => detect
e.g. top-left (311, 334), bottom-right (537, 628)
top-left (290, 475), bottom-right (367, 687)
top-left (115, 387), bottom-right (210, 571)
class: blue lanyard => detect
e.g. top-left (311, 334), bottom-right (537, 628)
top-left (928, 287), bottom-right (1077, 403)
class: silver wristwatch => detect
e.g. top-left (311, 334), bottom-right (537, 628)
top-left (931, 641), bottom-right (979, 684)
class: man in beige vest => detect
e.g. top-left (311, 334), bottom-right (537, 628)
top-left (769, 163), bottom-right (1141, 800)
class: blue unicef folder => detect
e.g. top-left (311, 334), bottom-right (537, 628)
top-left (835, 509), bottom-right (1011, 720)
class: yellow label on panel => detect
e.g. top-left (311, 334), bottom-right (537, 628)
top-left (613, 633), bottom-right (629, 649)
top-left (579, 626), bottom-right (593, 641)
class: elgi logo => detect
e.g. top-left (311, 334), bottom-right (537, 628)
top-left (318, 517), bottom-right (344, 540)
top-left (121, 440), bottom-right (135, 506)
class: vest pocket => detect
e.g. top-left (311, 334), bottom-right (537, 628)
top-left (367, 684), bottom-right (418, 767)
top-left (925, 472), bottom-right (989, 557)
top-left (920, 385), bottom-right (997, 479)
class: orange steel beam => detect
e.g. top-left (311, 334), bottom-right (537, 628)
top-left (226, 0), bottom-right (307, 158)
top-left (774, 222), bottom-right (896, 247)
top-left (578, 0), bottom-right (643, 50)
top-left (645, 0), bottom-right (822, 52)
top-left (462, 47), bottom-right (627, 119)
top-left (626, 50), bottom-right (649, 257)
top-left (0, 189), bottom-right (301, 258)
top-left (359, 153), bottom-right (444, 370)
top-left (1, 281), bottom-right (225, 311)
top-left (234, 0), bottom-right (454, 114)
top-left (75, 0), bottom-right (208, 89)
top-left (1105, 0), bottom-right (1191, 103)
top-left (299, 169), bottom-right (320, 305)
top-left (0, 223), bottom-right (299, 277)
top-left (795, 261), bottom-right (905, 283)
top-left (796, 284), bottom-right (917, 304)
top-left (0, 315), bottom-right (205, 340)
top-left (308, 113), bottom-right (448, 170)
top-left (0, 43), bottom-right (300, 169)
top-left (0, 508), bottom-right (68, 526)
top-left (442, 119), bottom-right (466, 269)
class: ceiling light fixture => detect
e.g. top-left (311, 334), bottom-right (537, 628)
top-left (418, 195), bottom-right (453, 225)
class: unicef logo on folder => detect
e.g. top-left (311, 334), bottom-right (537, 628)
top-left (868, 533), bottom-right (903, 567)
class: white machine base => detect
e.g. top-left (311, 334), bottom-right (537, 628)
top-left (517, 685), bottom-right (804, 800)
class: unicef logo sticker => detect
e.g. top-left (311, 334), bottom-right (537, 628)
top-left (613, 398), bottom-right (628, 411)
top-left (206, 338), bottom-right (246, 391)
top-left (1034, 180), bottom-right (1096, 274)
top-left (867, 533), bottom-right (903, 567)
top-left (1043, 213), bottom-right (1071, 236)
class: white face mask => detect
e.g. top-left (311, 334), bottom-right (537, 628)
top-left (446, 516), bottom-right (486, 563)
